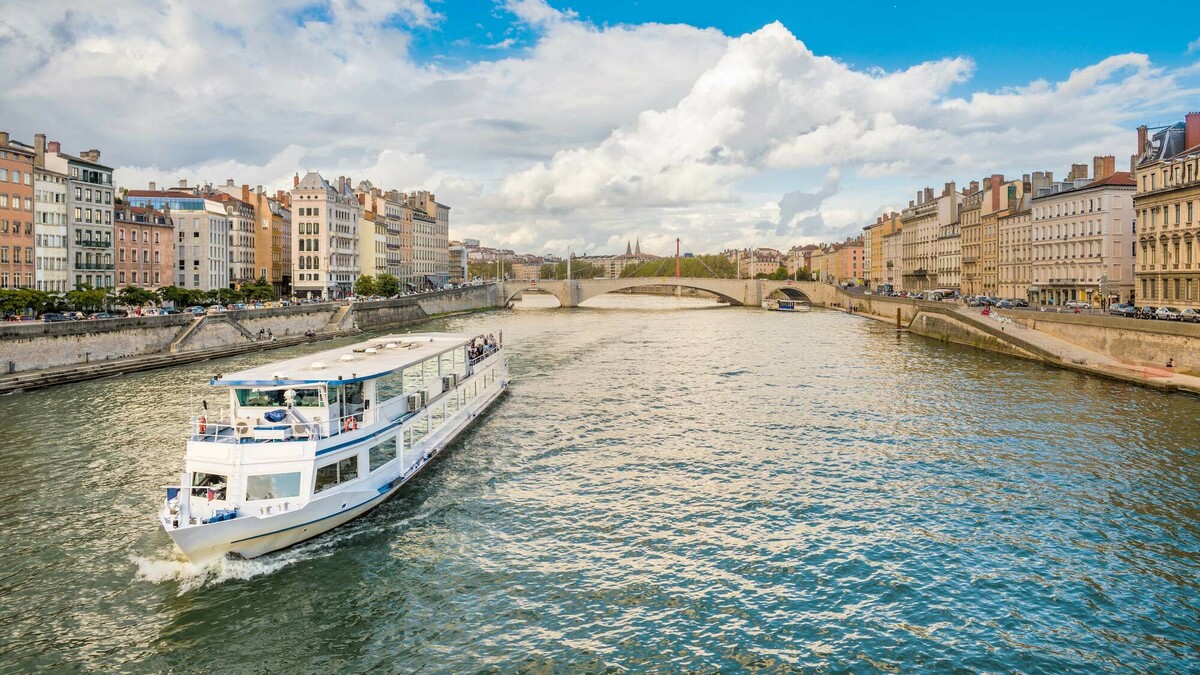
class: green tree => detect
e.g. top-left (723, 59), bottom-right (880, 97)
top-left (117, 285), bottom-right (157, 308)
top-left (0, 289), bottom-right (55, 317)
top-left (65, 284), bottom-right (107, 312)
top-left (376, 273), bottom-right (400, 297)
top-left (539, 259), bottom-right (603, 280)
top-left (618, 255), bottom-right (739, 279)
top-left (157, 285), bottom-right (193, 307)
top-left (217, 287), bottom-right (243, 305)
top-left (240, 277), bottom-right (275, 302)
top-left (468, 260), bottom-right (512, 280)
top-left (354, 274), bottom-right (379, 296)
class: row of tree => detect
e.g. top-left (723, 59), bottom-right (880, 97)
top-left (352, 273), bottom-right (402, 298)
top-left (0, 277), bottom-right (287, 316)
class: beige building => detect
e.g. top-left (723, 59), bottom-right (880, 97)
top-left (404, 190), bottom-right (448, 288)
top-left (1032, 160), bottom-right (1136, 306)
top-left (980, 174), bottom-right (1025, 297)
top-left (959, 183), bottom-right (983, 295)
top-left (901, 185), bottom-right (959, 292)
top-left (34, 163), bottom-right (69, 293)
top-left (936, 210), bottom-right (961, 292)
top-left (1133, 115), bottom-right (1200, 309)
top-left (291, 172), bottom-right (361, 299)
top-left (208, 186), bottom-right (256, 287)
top-left (126, 183), bottom-right (230, 291)
top-left (997, 204), bottom-right (1031, 301)
top-left (38, 138), bottom-right (115, 290)
top-left (881, 217), bottom-right (903, 290)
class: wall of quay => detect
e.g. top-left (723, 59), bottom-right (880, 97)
top-left (1006, 312), bottom-right (1200, 375)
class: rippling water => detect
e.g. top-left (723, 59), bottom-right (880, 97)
top-left (1, 294), bottom-right (1199, 672)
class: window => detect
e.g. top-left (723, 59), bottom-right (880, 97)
top-left (314, 455), bottom-right (359, 493)
top-left (369, 437), bottom-right (397, 472)
top-left (236, 387), bottom-right (323, 407)
top-left (245, 472), bottom-right (302, 501)
top-left (192, 472), bottom-right (228, 500)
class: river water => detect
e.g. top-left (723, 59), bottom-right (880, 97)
top-left (1, 294), bottom-right (1199, 672)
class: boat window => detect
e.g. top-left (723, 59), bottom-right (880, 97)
top-left (431, 404), bottom-right (445, 430)
top-left (454, 347), bottom-right (464, 366)
top-left (245, 472), bottom-right (301, 501)
top-left (439, 351), bottom-right (453, 375)
top-left (314, 455), bottom-right (359, 493)
top-left (236, 387), bottom-right (323, 407)
top-left (447, 395), bottom-right (458, 414)
top-left (369, 436), bottom-right (397, 472)
top-left (192, 472), bottom-right (227, 500)
top-left (377, 370), bottom-right (404, 401)
top-left (422, 358), bottom-right (438, 383)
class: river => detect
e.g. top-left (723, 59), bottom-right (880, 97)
top-left (1, 294), bottom-right (1198, 672)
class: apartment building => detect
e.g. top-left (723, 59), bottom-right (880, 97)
top-left (0, 132), bottom-right (36, 290)
top-left (1133, 114), bottom-right (1200, 308)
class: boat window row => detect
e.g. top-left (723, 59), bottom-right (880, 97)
top-left (237, 387), bottom-right (323, 407)
top-left (245, 471), bottom-right (302, 501)
top-left (315, 456), bottom-right (359, 494)
top-left (375, 346), bottom-right (467, 401)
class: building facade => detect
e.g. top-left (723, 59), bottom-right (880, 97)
top-left (405, 191), bottom-right (448, 288)
top-left (39, 139), bottom-right (115, 290)
top-left (114, 203), bottom-right (175, 289)
top-left (291, 172), bottom-right (361, 299)
top-left (0, 132), bottom-right (36, 290)
top-left (997, 206), bottom-right (1032, 301)
top-left (125, 184), bottom-right (230, 291)
top-left (959, 183), bottom-right (983, 296)
top-left (900, 187), bottom-right (939, 292)
top-left (33, 163), bottom-right (68, 293)
top-left (1133, 115), bottom-right (1200, 309)
top-left (1032, 165), bottom-right (1136, 306)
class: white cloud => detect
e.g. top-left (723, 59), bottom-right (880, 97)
top-left (1189, 37), bottom-right (1200, 53)
top-left (1, 3), bottom-right (1196, 256)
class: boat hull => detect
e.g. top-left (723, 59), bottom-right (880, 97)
top-left (164, 377), bottom-right (509, 564)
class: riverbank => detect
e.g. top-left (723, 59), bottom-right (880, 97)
top-left (0, 285), bottom-right (500, 394)
top-left (826, 297), bottom-right (1200, 396)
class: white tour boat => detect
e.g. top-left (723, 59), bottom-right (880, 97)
top-left (159, 332), bottom-right (509, 564)
top-left (762, 298), bottom-right (811, 312)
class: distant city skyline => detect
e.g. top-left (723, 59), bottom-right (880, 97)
top-left (2, 0), bottom-right (1197, 256)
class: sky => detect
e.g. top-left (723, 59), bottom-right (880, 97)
top-left (1, 0), bottom-right (1198, 257)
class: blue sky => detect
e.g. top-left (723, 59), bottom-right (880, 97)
top-left (4, 0), bottom-right (1198, 255)
top-left (413, 0), bottom-right (1200, 91)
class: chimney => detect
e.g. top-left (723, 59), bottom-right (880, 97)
top-left (178, 179), bottom-right (187, 188)
top-left (47, 141), bottom-right (60, 153)
top-left (1067, 163), bottom-right (1088, 182)
top-left (943, 181), bottom-right (956, 197)
top-left (969, 180), bottom-right (979, 192)
top-left (149, 181), bottom-right (156, 191)
top-left (0, 131), bottom-right (8, 146)
top-left (1186, 112), bottom-right (1200, 152)
top-left (80, 149), bottom-right (101, 162)
top-left (293, 173), bottom-right (300, 188)
top-left (1137, 125), bottom-right (1148, 155)
top-left (33, 133), bottom-right (45, 166)
top-left (256, 185), bottom-right (263, 195)
top-left (1103, 156), bottom-right (1115, 178)
top-left (924, 187), bottom-right (934, 204)
top-left (242, 184), bottom-right (250, 203)
top-left (990, 174), bottom-right (1003, 210)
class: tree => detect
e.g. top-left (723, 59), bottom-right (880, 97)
top-left (65, 284), bottom-right (107, 312)
top-left (117, 285), bottom-right (157, 308)
top-left (241, 277), bottom-right (274, 301)
top-left (0, 289), bottom-right (54, 317)
top-left (216, 287), bottom-right (243, 305)
top-left (619, 255), bottom-right (738, 279)
top-left (539, 259), bottom-right (603, 280)
top-left (354, 274), bottom-right (379, 296)
top-left (157, 285), bottom-right (193, 307)
top-left (376, 273), bottom-right (400, 297)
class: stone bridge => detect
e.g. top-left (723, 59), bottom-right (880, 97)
top-left (497, 277), bottom-right (838, 308)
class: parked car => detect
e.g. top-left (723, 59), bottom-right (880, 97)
top-left (1137, 306), bottom-right (1158, 319)
top-left (185, 305), bottom-right (207, 316)
top-left (1064, 300), bottom-right (1092, 310)
top-left (42, 313), bottom-right (71, 322)
top-left (996, 299), bottom-right (1015, 309)
top-left (1181, 308), bottom-right (1200, 323)
top-left (89, 312), bottom-right (121, 320)
top-left (1108, 303), bottom-right (1136, 317)
top-left (1155, 306), bottom-right (1182, 321)
top-left (1014, 299), bottom-right (1029, 307)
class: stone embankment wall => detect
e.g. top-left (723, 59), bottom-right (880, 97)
top-left (0, 287), bottom-right (500, 376)
top-left (1005, 312), bottom-right (1200, 375)
top-left (0, 314), bottom-right (192, 373)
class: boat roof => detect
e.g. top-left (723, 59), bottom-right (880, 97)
top-left (213, 332), bottom-right (475, 387)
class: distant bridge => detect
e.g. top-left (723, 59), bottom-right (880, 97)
top-left (497, 277), bottom-right (838, 308)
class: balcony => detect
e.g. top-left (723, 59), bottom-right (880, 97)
top-left (962, 256), bottom-right (978, 263)
top-left (75, 239), bottom-right (112, 248)
top-left (76, 262), bottom-right (115, 271)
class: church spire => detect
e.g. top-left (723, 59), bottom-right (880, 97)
top-left (626, 240), bottom-right (632, 256)
top-left (635, 237), bottom-right (641, 255)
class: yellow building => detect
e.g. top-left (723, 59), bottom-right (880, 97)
top-left (959, 182), bottom-right (983, 295)
top-left (1134, 115), bottom-right (1200, 308)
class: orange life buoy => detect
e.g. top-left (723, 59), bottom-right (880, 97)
top-left (198, 415), bottom-right (207, 434)
top-left (344, 417), bottom-right (358, 431)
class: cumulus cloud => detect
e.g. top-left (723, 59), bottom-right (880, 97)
top-left (0, 3), bottom-right (1196, 256)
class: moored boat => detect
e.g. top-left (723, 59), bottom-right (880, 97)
top-left (762, 298), bottom-right (811, 312)
top-left (159, 331), bottom-right (509, 564)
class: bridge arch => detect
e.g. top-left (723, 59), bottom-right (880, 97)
top-left (501, 283), bottom-right (567, 307)
top-left (575, 277), bottom-right (746, 306)
top-left (764, 286), bottom-right (813, 302)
